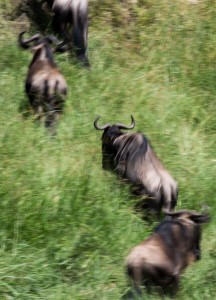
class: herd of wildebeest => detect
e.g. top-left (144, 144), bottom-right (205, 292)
top-left (17, 1), bottom-right (210, 298)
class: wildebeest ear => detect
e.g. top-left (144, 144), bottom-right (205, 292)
top-left (189, 214), bottom-right (210, 224)
top-left (165, 210), bottom-right (211, 224)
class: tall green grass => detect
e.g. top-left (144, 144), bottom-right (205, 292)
top-left (0, 1), bottom-right (215, 299)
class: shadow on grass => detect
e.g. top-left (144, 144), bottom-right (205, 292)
top-left (18, 97), bottom-right (31, 119)
top-left (122, 284), bottom-right (177, 300)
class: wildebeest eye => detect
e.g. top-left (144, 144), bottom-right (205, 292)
top-left (102, 136), bottom-right (111, 144)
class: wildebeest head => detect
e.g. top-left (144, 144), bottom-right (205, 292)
top-left (165, 209), bottom-right (210, 260)
top-left (19, 32), bottom-right (65, 72)
top-left (94, 115), bottom-right (135, 170)
top-left (165, 209), bottom-right (210, 225)
top-left (19, 31), bottom-right (61, 57)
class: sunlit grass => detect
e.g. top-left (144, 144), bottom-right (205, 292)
top-left (0, 1), bottom-right (215, 299)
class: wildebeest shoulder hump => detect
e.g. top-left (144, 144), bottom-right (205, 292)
top-left (115, 133), bottom-right (148, 163)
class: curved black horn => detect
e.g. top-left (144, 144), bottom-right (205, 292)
top-left (45, 35), bottom-right (62, 45)
top-left (165, 210), bottom-right (198, 217)
top-left (19, 31), bottom-right (41, 49)
top-left (115, 115), bottom-right (135, 130)
top-left (201, 204), bottom-right (210, 214)
top-left (94, 116), bottom-right (110, 130)
top-left (54, 42), bottom-right (71, 53)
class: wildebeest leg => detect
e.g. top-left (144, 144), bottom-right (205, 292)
top-left (169, 276), bottom-right (179, 299)
top-left (134, 192), bottom-right (162, 222)
top-left (80, 12), bottom-right (89, 66)
top-left (54, 26), bottom-right (72, 52)
top-left (27, 93), bottom-right (35, 112)
top-left (26, 82), bottom-right (42, 118)
top-left (73, 13), bottom-right (89, 66)
top-left (58, 22), bottom-right (71, 45)
top-left (45, 93), bottom-right (64, 135)
top-left (162, 186), bottom-right (178, 213)
top-left (170, 187), bottom-right (178, 211)
top-left (52, 13), bottom-right (66, 39)
top-left (43, 95), bottom-right (56, 130)
top-left (45, 110), bottom-right (55, 127)
top-left (51, 12), bottom-right (72, 52)
top-left (27, 94), bottom-right (42, 120)
top-left (157, 275), bottom-right (179, 299)
top-left (45, 111), bottom-right (58, 136)
top-left (194, 227), bottom-right (201, 260)
top-left (127, 266), bottom-right (142, 298)
top-left (26, 82), bottom-right (34, 109)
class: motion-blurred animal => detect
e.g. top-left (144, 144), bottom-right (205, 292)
top-left (125, 210), bottom-right (210, 298)
top-left (19, 31), bottom-right (67, 131)
top-left (94, 115), bottom-right (178, 213)
top-left (43, 0), bottom-right (89, 66)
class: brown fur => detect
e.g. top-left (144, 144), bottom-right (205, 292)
top-left (19, 33), bottom-right (67, 131)
top-left (125, 210), bottom-right (209, 296)
top-left (94, 116), bottom-right (178, 213)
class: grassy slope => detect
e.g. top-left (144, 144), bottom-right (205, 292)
top-left (0, 1), bottom-right (216, 299)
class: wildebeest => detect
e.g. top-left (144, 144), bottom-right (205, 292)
top-left (19, 31), bottom-right (67, 131)
top-left (94, 115), bottom-right (178, 214)
top-left (43, 0), bottom-right (89, 66)
top-left (125, 210), bottom-right (210, 298)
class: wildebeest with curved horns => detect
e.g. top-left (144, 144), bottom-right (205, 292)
top-left (43, 0), bottom-right (89, 66)
top-left (19, 31), bottom-right (67, 131)
top-left (125, 209), bottom-right (210, 298)
top-left (94, 115), bottom-right (178, 214)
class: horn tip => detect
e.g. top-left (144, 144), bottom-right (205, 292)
top-left (19, 31), bottom-right (26, 38)
top-left (95, 115), bottom-right (101, 121)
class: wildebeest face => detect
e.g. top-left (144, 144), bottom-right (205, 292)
top-left (94, 115), bottom-right (135, 170)
top-left (101, 126), bottom-right (122, 171)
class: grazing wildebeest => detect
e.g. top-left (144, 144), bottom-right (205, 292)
top-left (94, 115), bottom-right (178, 214)
top-left (43, 0), bottom-right (89, 66)
top-left (125, 210), bottom-right (210, 298)
top-left (19, 31), bottom-right (67, 131)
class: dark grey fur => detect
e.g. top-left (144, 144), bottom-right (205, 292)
top-left (94, 115), bottom-right (178, 213)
